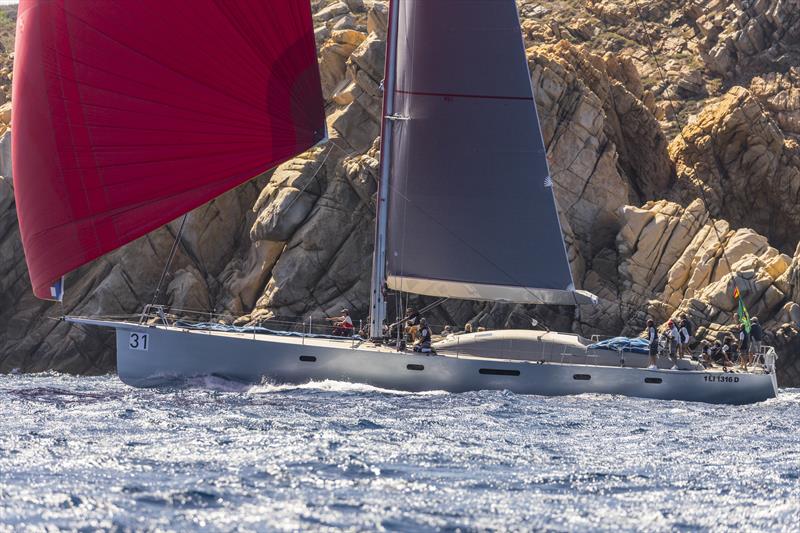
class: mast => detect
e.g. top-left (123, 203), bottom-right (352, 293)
top-left (369, 0), bottom-right (399, 339)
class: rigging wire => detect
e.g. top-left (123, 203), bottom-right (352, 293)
top-left (145, 213), bottom-right (188, 319)
top-left (280, 139), bottom-right (351, 215)
top-left (141, 138), bottom-right (346, 325)
top-left (629, 0), bottom-right (742, 296)
top-left (387, 297), bottom-right (449, 329)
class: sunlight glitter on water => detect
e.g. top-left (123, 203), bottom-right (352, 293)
top-left (0, 373), bottom-right (798, 531)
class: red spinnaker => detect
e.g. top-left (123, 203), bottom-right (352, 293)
top-left (12, 0), bottom-right (326, 299)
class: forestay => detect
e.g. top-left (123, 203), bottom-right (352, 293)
top-left (382, 0), bottom-right (593, 305)
top-left (13, 0), bottom-right (325, 299)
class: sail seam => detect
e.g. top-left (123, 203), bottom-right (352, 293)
top-left (396, 89), bottom-right (532, 101)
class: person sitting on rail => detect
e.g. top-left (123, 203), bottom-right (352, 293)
top-left (412, 318), bottom-right (433, 353)
top-left (721, 336), bottom-right (737, 370)
top-left (699, 340), bottom-right (712, 366)
top-left (402, 307), bottom-right (420, 343)
top-left (327, 308), bottom-right (354, 337)
top-left (712, 339), bottom-right (732, 368)
top-left (403, 307), bottom-right (419, 331)
top-left (706, 340), bottom-right (720, 365)
top-left (404, 307), bottom-right (420, 326)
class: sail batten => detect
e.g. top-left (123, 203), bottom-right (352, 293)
top-left (383, 0), bottom-right (584, 304)
top-left (13, 0), bottom-right (325, 300)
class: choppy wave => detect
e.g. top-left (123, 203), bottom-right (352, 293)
top-left (0, 373), bottom-right (798, 531)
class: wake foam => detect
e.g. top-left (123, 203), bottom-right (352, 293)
top-left (246, 378), bottom-right (449, 396)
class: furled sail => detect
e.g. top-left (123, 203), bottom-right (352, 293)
top-left (13, 0), bottom-right (325, 299)
top-left (382, 0), bottom-right (594, 306)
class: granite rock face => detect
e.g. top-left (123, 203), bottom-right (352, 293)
top-left (529, 40), bottom-right (672, 259)
top-left (697, 0), bottom-right (800, 79)
top-left (580, 198), bottom-right (799, 386)
top-left (1, 1), bottom-right (800, 385)
top-left (749, 67), bottom-right (800, 143)
top-left (669, 86), bottom-right (800, 251)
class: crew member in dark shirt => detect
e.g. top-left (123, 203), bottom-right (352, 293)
top-left (749, 317), bottom-right (763, 364)
top-left (413, 318), bottom-right (432, 353)
top-left (646, 319), bottom-right (658, 369)
top-left (738, 326), bottom-right (750, 370)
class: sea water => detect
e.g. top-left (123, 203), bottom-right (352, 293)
top-left (0, 373), bottom-right (798, 532)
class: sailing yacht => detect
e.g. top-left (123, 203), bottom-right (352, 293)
top-left (12, 0), bottom-right (778, 404)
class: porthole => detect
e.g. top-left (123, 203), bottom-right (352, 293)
top-left (479, 368), bottom-right (520, 376)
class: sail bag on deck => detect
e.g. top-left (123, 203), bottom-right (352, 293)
top-left (13, 0), bottom-right (325, 299)
top-left (382, 0), bottom-right (593, 306)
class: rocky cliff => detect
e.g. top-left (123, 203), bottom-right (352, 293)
top-left (1, 0), bottom-right (800, 386)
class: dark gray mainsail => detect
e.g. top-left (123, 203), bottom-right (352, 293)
top-left (379, 0), bottom-right (594, 306)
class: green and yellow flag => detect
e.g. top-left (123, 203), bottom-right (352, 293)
top-left (733, 286), bottom-right (751, 333)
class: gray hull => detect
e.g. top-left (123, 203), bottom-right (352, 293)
top-left (74, 318), bottom-right (780, 405)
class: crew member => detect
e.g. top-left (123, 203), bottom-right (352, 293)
top-left (403, 307), bottom-right (420, 343)
top-left (678, 319), bottom-right (691, 358)
top-left (708, 340), bottom-right (732, 367)
top-left (646, 319), bottom-right (658, 369)
top-left (667, 319), bottom-right (680, 369)
top-left (749, 317), bottom-right (763, 364)
top-left (404, 307), bottom-right (420, 327)
top-left (738, 325), bottom-right (750, 371)
top-left (680, 313), bottom-right (696, 346)
top-left (721, 337), bottom-right (735, 369)
top-left (699, 341), bottom-right (713, 367)
top-left (413, 318), bottom-right (432, 353)
top-left (327, 309), bottom-right (354, 337)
